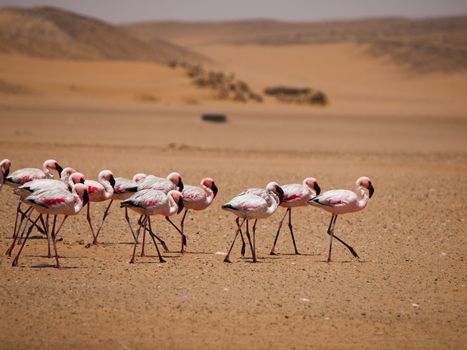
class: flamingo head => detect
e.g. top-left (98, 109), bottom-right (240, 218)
top-left (70, 172), bottom-right (86, 185)
top-left (202, 177), bottom-right (218, 198)
top-left (43, 159), bottom-right (63, 176)
top-left (132, 173), bottom-right (147, 183)
top-left (266, 181), bottom-right (284, 203)
top-left (60, 167), bottom-right (77, 182)
top-left (169, 190), bottom-right (184, 214)
top-left (303, 177), bottom-right (321, 195)
top-left (356, 176), bottom-right (374, 198)
top-left (1, 159), bottom-right (11, 180)
top-left (99, 170), bottom-right (116, 188)
top-left (168, 172), bottom-right (184, 192)
top-left (74, 183), bottom-right (89, 206)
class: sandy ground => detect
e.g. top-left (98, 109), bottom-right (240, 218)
top-left (0, 41), bottom-right (466, 349)
top-left (0, 104), bottom-right (466, 350)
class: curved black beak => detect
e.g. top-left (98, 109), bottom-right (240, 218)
top-left (368, 182), bottom-right (374, 198)
top-left (314, 182), bottom-right (321, 195)
top-left (211, 182), bottom-right (218, 198)
top-left (109, 175), bottom-right (116, 188)
top-left (55, 163), bottom-right (63, 176)
top-left (275, 185), bottom-right (284, 203)
top-left (80, 177), bottom-right (85, 184)
top-left (178, 179), bottom-right (184, 192)
top-left (177, 197), bottom-right (184, 214)
top-left (83, 190), bottom-right (89, 206)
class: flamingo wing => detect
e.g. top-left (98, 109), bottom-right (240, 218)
top-left (310, 189), bottom-right (357, 208)
top-left (282, 184), bottom-right (308, 202)
top-left (182, 185), bottom-right (205, 203)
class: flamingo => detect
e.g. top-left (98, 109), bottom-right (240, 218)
top-left (222, 182), bottom-right (284, 263)
top-left (6, 160), bottom-right (64, 245)
top-left (0, 159), bottom-right (11, 190)
top-left (120, 189), bottom-right (184, 263)
top-left (83, 170), bottom-right (115, 245)
top-left (4, 159), bottom-right (63, 188)
top-left (6, 171), bottom-right (86, 257)
top-left (11, 182), bottom-right (89, 268)
top-left (137, 172), bottom-right (184, 193)
top-left (179, 177), bottom-right (218, 249)
top-left (270, 177), bottom-right (321, 255)
top-left (309, 176), bottom-right (375, 262)
top-left (93, 173), bottom-right (145, 243)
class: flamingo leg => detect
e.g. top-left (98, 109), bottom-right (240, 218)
top-left (237, 218), bottom-right (246, 256)
top-left (128, 216), bottom-right (143, 264)
top-left (252, 219), bottom-right (258, 260)
top-left (141, 218), bottom-right (147, 257)
top-left (86, 203), bottom-right (98, 245)
top-left (224, 218), bottom-right (245, 263)
top-left (44, 214), bottom-right (51, 258)
top-left (180, 209), bottom-right (188, 235)
top-left (94, 199), bottom-right (113, 243)
top-left (270, 208), bottom-right (289, 255)
top-left (16, 206), bottom-right (33, 245)
top-left (147, 216), bottom-right (166, 263)
top-left (287, 208), bottom-right (300, 255)
top-left (12, 214), bottom-right (41, 267)
top-left (124, 209), bottom-right (139, 243)
top-left (6, 207), bottom-right (33, 256)
top-left (244, 220), bottom-right (257, 263)
top-left (50, 215), bottom-right (61, 268)
top-left (165, 217), bottom-right (186, 253)
top-left (326, 215), bottom-right (359, 259)
top-left (326, 214), bottom-right (337, 262)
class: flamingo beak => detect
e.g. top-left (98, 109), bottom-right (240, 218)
top-left (83, 190), bottom-right (89, 206)
top-left (177, 197), bottom-right (184, 214)
top-left (368, 182), bottom-right (374, 198)
top-left (178, 178), bottom-right (184, 192)
top-left (275, 185), bottom-right (284, 203)
top-left (314, 182), bottom-right (321, 195)
top-left (109, 175), bottom-right (116, 188)
top-left (80, 177), bottom-right (85, 184)
top-left (211, 182), bottom-right (218, 198)
top-left (55, 163), bottom-right (63, 176)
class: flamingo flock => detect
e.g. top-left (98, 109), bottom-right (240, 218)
top-left (0, 158), bottom-right (374, 268)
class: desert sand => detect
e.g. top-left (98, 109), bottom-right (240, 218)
top-left (0, 7), bottom-right (466, 350)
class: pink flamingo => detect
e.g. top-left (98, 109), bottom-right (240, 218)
top-left (137, 172), bottom-right (184, 192)
top-left (5, 159), bottom-right (63, 188)
top-left (0, 159), bottom-right (11, 190)
top-left (180, 177), bottom-right (218, 249)
top-left (222, 182), bottom-right (284, 263)
top-left (270, 177), bottom-right (321, 255)
top-left (309, 176), bottom-right (375, 262)
top-left (92, 173), bottom-right (143, 243)
top-left (5, 159), bottom-right (63, 240)
top-left (11, 182), bottom-right (89, 268)
top-left (6, 171), bottom-right (85, 257)
top-left (83, 170), bottom-right (115, 245)
top-left (120, 189), bottom-right (184, 263)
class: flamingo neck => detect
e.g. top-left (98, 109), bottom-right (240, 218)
top-left (167, 194), bottom-right (179, 215)
top-left (42, 165), bottom-right (53, 179)
top-left (99, 177), bottom-right (114, 198)
top-left (356, 186), bottom-right (369, 209)
top-left (202, 184), bottom-right (215, 205)
top-left (72, 188), bottom-right (84, 213)
top-left (266, 197), bottom-right (279, 215)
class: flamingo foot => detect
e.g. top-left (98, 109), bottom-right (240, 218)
top-left (223, 256), bottom-right (232, 263)
top-left (12, 258), bottom-right (19, 267)
top-left (270, 246), bottom-right (278, 255)
top-left (129, 258), bottom-right (136, 264)
top-left (241, 244), bottom-right (246, 256)
top-left (159, 257), bottom-right (166, 263)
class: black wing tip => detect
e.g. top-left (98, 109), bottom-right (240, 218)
top-left (222, 204), bottom-right (238, 211)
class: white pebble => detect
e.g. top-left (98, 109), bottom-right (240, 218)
top-left (215, 251), bottom-right (227, 256)
top-left (411, 303), bottom-right (420, 308)
top-left (440, 252), bottom-right (447, 256)
top-left (223, 287), bottom-right (229, 292)
top-left (301, 298), bottom-right (310, 303)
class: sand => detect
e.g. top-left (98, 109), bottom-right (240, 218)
top-left (0, 37), bottom-right (466, 349)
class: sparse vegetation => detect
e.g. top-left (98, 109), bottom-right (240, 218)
top-left (264, 86), bottom-right (328, 106)
top-left (170, 60), bottom-right (263, 103)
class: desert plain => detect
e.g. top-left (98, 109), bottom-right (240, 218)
top-left (0, 7), bottom-right (466, 350)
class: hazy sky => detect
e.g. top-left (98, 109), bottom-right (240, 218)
top-left (1, 0), bottom-right (467, 23)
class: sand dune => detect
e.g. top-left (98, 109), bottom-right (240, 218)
top-left (0, 6), bottom-right (206, 63)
